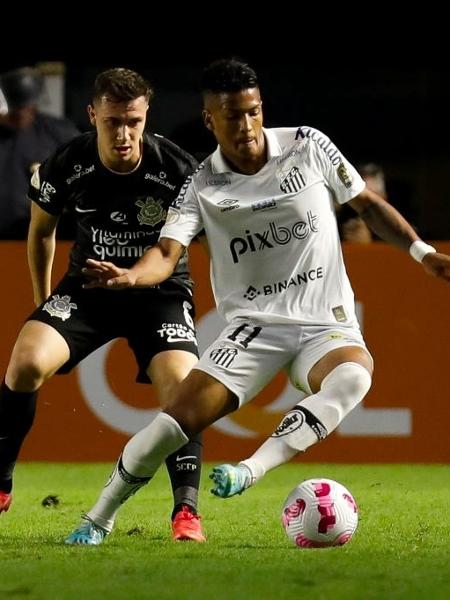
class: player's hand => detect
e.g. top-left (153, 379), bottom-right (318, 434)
top-left (82, 259), bottom-right (137, 289)
top-left (422, 252), bottom-right (450, 282)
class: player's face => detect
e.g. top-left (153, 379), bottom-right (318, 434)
top-left (203, 88), bottom-right (265, 174)
top-left (88, 95), bottom-right (148, 172)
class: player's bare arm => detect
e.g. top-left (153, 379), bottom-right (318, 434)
top-left (349, 189), bottom-right (450, 282)
top-left (349, 188), bottom-right (419, 249)
top-left (83, 237), bottom-right (186, 289)
top-left (27, 202), bottom-right (59, 305)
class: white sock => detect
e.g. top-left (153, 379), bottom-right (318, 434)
top-left (121, 412), bottom-right (188, 477)
top-left (239, 440), bottom-right (297, 484)
top-left (86, 412), bottom-right (188, 531)
top-left (240, 363), bottom-right (371, 484)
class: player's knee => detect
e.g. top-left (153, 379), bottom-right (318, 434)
top-left (322, 362), bottom-right (372, 412)
top-left (166, 404), bottom-right (202, 439)
top-left (290, 362), bottom-right (372, 441)
top-left (6, 349), bottom-right (48, 390)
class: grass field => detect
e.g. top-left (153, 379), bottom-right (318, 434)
top-left (1, 462), bottom-right (450, 599)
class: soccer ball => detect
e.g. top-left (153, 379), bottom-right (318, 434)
top-left (281, 478), bottom-right (358, 548)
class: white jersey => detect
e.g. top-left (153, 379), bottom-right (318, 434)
top-left (160, 126), bottom-right (365, 326)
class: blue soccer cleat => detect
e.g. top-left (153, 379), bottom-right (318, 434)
top-left (209, 463), bottom-right (253, 498)
top-left (65, 517), bottom-right (108, 546)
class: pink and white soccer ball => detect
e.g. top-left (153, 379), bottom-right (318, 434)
top-left (282, 478), bottom-right (358, 548)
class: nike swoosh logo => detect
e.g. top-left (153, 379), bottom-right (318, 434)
top-left (75, 206), bottom-right (97, 213)
top-left (176, 455), bottom-right (197, 461)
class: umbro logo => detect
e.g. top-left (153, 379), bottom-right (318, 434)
top-left (217, 198), bottom-right (239, 212)
top-left (218, 198), bottom-right (238, 206)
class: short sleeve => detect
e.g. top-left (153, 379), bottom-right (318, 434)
top-left (160, 173), bottom-right (204, 246)
top-left (28, 152), bottom-right (68, 216)
top-left (305, 127), bottom-right (365, 204)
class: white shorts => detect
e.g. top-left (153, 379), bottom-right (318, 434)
top-left (194, 318), bottom-right (371, 407)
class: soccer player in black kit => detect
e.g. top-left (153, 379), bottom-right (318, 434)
top-left (0, 68), bottom-right (206, 543)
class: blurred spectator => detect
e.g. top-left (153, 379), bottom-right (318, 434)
top-left (0, 67), bottom-right (79, 239)
top-left (359, 162), bottom-right (387, 198)
top-left (336, 163), bottom-right (387, 243)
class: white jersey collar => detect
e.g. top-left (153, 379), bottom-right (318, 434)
top-left (211, 128), bottom-right (282, 173)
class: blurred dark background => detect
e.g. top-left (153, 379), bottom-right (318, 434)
top-left (1, 52), bottom-right (449, 239)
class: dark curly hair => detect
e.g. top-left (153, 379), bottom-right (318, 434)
top-left (201, 58), bottom-right (258, 95)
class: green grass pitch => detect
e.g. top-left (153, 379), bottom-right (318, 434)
top-left (1, 463), bottom-right (450, 599)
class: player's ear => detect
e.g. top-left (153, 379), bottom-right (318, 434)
top-left (202, 109), bottom-right (213, 132)
top-left (87, 104), bottom-right (96, 126)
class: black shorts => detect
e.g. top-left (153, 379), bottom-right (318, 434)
top-left (27, 274), bottom-right (199, 383)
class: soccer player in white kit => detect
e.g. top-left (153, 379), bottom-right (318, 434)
top-left (66, 58), bottom-right (450, 543)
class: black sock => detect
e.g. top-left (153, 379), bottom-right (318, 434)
top-left (0, 381), bottom-right (37, 493)
top-left (165, 433), bottom-right (203, 519)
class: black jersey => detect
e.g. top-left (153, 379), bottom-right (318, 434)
top-left (28, 131), bottom-right (198, 289)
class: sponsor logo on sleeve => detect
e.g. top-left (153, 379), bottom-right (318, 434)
top-left (337, 162), bottom-right (353, 188)
top-left (299, 127), bottom-right (342, 165)
top-left (39, 181), bottom-right (56, 203)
